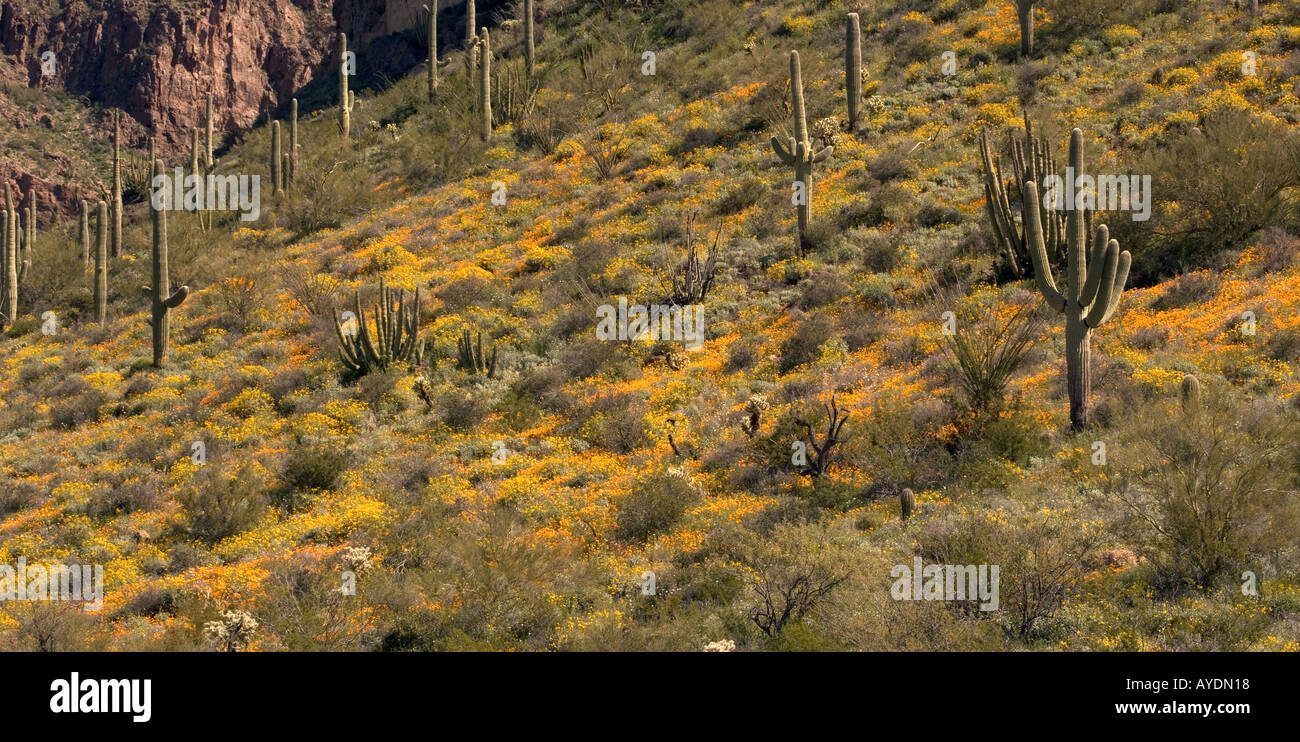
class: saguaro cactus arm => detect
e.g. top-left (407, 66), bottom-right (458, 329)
top-left (1022, 181), bottom-right (1066, 311)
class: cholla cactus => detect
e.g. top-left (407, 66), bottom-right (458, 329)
top-left (811, 116), bottom-right (841, 150)
top-left (334, 277), bottom-right (427, 377)
top-left (740, 394), bottom-right (769, 438)
top-left (203, 609), bottom-right (259, 652)
top-left (1023, 129), bottom-right (1131, 430)
top-left (703, 639), bottom-right (736, 652)
top-left (340, 546), bottom-right (373, 573)
top-left (770, 51), bottom-right (832, 253)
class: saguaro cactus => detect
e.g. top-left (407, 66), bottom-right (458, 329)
top-left (1023, 129), bottom-right (1131, 430)
top-left (900, 488), bottom-right (915, 521)
top-left (339, 33), bottom-right (354, 139)
top-left (1016, 1), bottom-right (1036, 57)
top-left (980, 112), bottom-right (1064, 279)
top-left (289, 98), bottom-right (299, 186)
top-left (80, 200), bottom-right (90, 269)
top-left (112, 110), bottom-right (123, 258)
top-left (457, 328), bottom-right (498, 377)
top-left (524, 0), bottom-right (535, 81)
top-left (95, 200), bottom-right (107, 323)
top-left (271, 121), bottom-right (283, 195)
top-left (146, 159), bottom-right (189, 367)
top-left (2, 186), bottom-right (15, 324)
top-left (1180, 374), bottom-right (1200, 414)
top-left (333, 277), bottom-right (427, 376)
top-left (425, 2), bottom-right (439, 101)
top-left (478, 28), bottom-right (492, 142)
top-left (205, 92), bottom-right (215, 169)
top-left (770, 51), bottom-right (832, 253)
top-left (22, 194), bottom-right (34, 268)
top-left (846, 13), bottom-right (862, 131)
top-left (466, 0), bottom-right (476, 47)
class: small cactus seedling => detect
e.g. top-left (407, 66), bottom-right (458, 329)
top-left (334, 278), bottom-right (427, 377)
top-left (771, 51), bottom-right (832, 254)
top-left (457, 328), bottom-right (498, 377)
top-left (1023, 129), bottom-right (1131, 430)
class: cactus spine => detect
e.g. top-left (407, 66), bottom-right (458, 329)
top-left (339, 33), bottom-right (353, 140)
top-left (980, 112), bottom-right (1065, 279)
top-left (1023, 129), bottom-right (1131, 430)
top-left (478, 28), bottom-right (492, 142)
top-left (524, 0), bottom-right (535, 81)
top-left (112, 110), bottom-right (123, 258)
top-left (846, 13), bottom-right (861, 132)
top-left (271, 121), bottom-right (283, 195)
top-left (333, 277), bottom-right (426, 376)
top-left (457, 328), bottom-right (497, 377)
top-left (80, 199), bottom-right (90, 269)
top-left (770, 51), bottom-right (832, 253)
top-left (147, 159), bottom-right (189, 367)
top-left (95, 200), bottom-right (107, 323)
top-left (900, 487), bottom-right (915, 521)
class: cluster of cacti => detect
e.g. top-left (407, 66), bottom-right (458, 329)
top-left (1016, 1), bottom-right (1036, 56)
top-left (146, 158), bottom-right (189, 366)
top-left (457, 328), bottom-right (497, 377)
top-left (334, 277), bottom-right (427, 376)
top-left (770, 51), bottom-right (832, 254)
top-left (339, 33), bottom-right (355, 140)
top-left (980, 112), bottom-right (1065, 279)
top-left (1023, 129), bottom-right (1131, 430)
top-left (845, 13), bottom-right (862, 131)
top-left (477, 28), bottom-right (493, 142)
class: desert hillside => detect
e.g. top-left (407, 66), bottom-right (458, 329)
top-left (0, 0), bottom-right (1298, 651)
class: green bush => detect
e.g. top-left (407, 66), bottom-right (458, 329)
top-left (614, 468), bottom-right (701, 543)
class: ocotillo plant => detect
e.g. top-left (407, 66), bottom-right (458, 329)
top-left (979, 112), bottom-right (1064, 279)
top-left (334, 277), bottom-right (427, 377)
top-left (112, 110), bottom-right (123, 258)
top-left (846, 13), bottom-right (861, 131)
top-left (1015, 1), bottom-right (1036, 57)
top-left (457, 328), bottom-right (497, 377)
top-left (478, 28), bottom-right (492, 142)
top-left (524, 0), bottom-right (535, 80)
top-left (339, 33), bottom-right (354, 140)
top-left (95, 200), bottom-right (107, 323)
top-left (271, 121), bottom-right (283, 195)
top-left (146, 159), bottom-right (189, 367)
top-left (80, 200), bottom-right (90, 269)
top-left (425, 2), bottom-right (439, 101)
top-left (770, 51), bottom-right (832, 254)
top-left (1023, 129), bottom-right (1131, 430)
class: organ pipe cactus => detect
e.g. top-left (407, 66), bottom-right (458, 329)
top-left (457, 328), bottom-right (497, 377)
top-left (770, 51), bottom-right (832, 254)
top-left (146, 159), bottom-right (189, 367)
top-left (846, 13), bottom-right (861, 131)
top-left (478, 28), bottom-right (492, 142)
top-left (339, 33), bottom-right (354, 139)
top-left (333, 277), bottom-right (427, 376)
top-left (95, 200), bottom-right (107, 323)
top-left (979, 112), bottom-right (1065, 279)
top-left (1023, 129), bottom-right (1131, 430)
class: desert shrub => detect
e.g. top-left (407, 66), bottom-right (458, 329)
top-left (778, 311), bottom-right (834, 372)
top-left (738, 520), bottom-right (855, 638)
top-left (1042, 0), bottom-right (1158, 44)
top-left (49, 389), bottom-right (106, 430)
top-left (1109, 393), bottom-right (1300, 591)
top-left (274, 445), bottom-right (349, 510)
top-left (176, 461), bottom-right (272, 544)
top-left (614, 467), bottom-right (701, 543)
top-left (714, 174), bottom-right (767, 215)
top-left (1150, 270), bottom-right (1221, 311)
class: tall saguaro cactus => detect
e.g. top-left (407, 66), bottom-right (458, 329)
top-left (271, 121), bottom-right (283, 195)
top-left (80, 200), bottom-right (90, 269)
top-left (339, 33), bottom-right (354, 140)
top-left (205, 92), bottom-right (215, 169)
top-left (22, 193), bottom-right (35, 268)
top-left (2, 186), bottom-right (15, 325)
top-left (846, 13), bottom-right (862, 131)
top-left (524, 0), bottom-right (535, 81)
top-left (979, 112), bottom-right (1065, 279)
top-left (1015, 1), bottom-right (1036, 57)
top-left (425, 2), bottom-right (439, 101)
top-left (770, 51), bottom-right (832, 253)
top-left (95, 200), bottom-right (107, 323)
top-left (146, 159), bottom-right (189, 367)
top-left (1023, 129), bottom-right (1131, 430)
top-left (112, 110), bottom-right (123, 258)
top-left (466, 0), bottom-right (476, 47)
top-left (289, 98), bottom-right (299, 186)
top-left (478, 28), bottom-right (492, 142)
